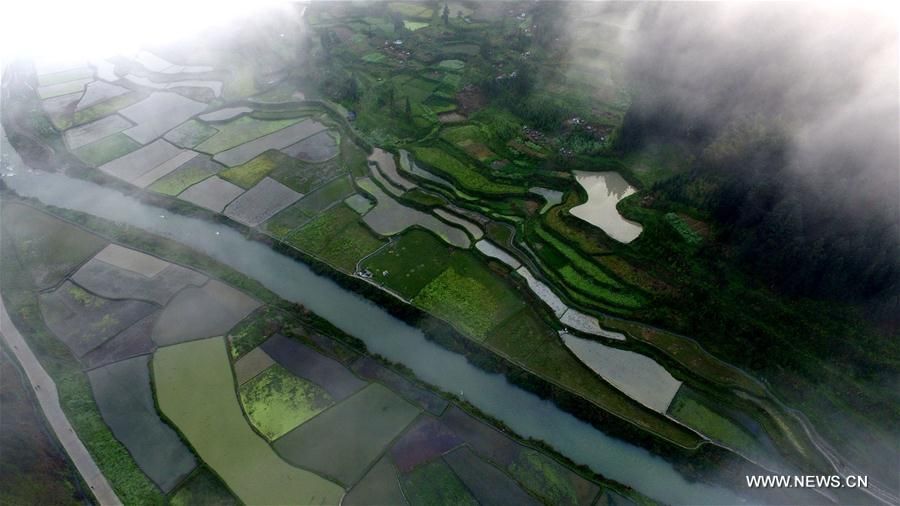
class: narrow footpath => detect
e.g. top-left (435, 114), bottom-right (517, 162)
top-left (0, 296), bottom-right (122, 506)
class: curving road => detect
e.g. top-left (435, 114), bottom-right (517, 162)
top-left (0, 296), bottom-right (122, 506)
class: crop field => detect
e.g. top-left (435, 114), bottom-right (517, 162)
top-left (169, 468), bottom-right (237, 506)
top-left (77, 81), bottom-right (129, 111)
top-left (441, 407), bottom-right (599, 506)
top-left (177, 176), bottom-right (244, 212)
top-left (233, 346), bottom-right (275, 384)
top-left (118, 92), bottom-right (207, 144)
top-left (219, 151), bottom-right (283, 189)
top-left (283, 130), bottom-right (339, 162)
top-left (413, 253), bottom-right (524, 341)
top-left (485, 307), bottom-right (555, 363)
top-left (80, 313), bottom-right (158, 370)
top-left (73, 132), bottom-right (141, 167)
top-left (410, 147), bottom-right (525, 196)
top-left (195, 116), bottom-right (302, 154)
top-left (164, 119), bottom-right (219, 148)
top-left (223, 177), bottom-right (302, 227)
top-left (361, 229), bottom-right (453, 298)
top-left (64, 114), bottom-right (132, 150)
top-left (274, 384), bottom-right (420, 486)
top-left (389, 416), bottom-right (462, 472)
top-left (147, 155), bottom-right (222, 195)
top-left (285, 203), bottom-right (386, 272)
top-left (153, 337), bottom-right (344, 505)
top-left (152, 280), bottom-right (260, 346)
top-left (668, 387), bottom-right (765, 459)
top-left (344, 456), bottom-right (406, 506)
top-left (239, 363), bottom-right (334, 440)
top-left (260, 334), bottom-right (366, 401)
top-left (444, 447), bottom-right (541, 506)
top-left (96, 139), bottom-right (184, 185)
top-left (344, 194), bottom-right (374, 214)
top-left (1, 203), bottom-right (107, 289)
top-left (351, 356), bottom-right (448, 415)
top-left (87, 355), bottom-right (196, 492)
top-left (39, 281), bottom-right (157, 357)
top-left (72, 254), bottom-right (207, 306)
top-left (212, 120), bottom-right (329, 167)
top-left (399, 459), bottom-right (478, 506)
top-left (269, 154), bottom-right (348, 194)
top-left (357, 178), bottom-right (470, 248)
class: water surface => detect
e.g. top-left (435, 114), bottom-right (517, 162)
top-left (571, 171), bottom-right (643, 243)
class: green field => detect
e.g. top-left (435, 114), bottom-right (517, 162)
top-left (274, 384), bottom-right (420, 486)
top-left (286, 204), bottom-right (386, 272)
top-left (195, 117), bottom-right (301, 154)
top-left (239, 363), bottom-right (334, 440)
top-left (165, 120), bottom-right (219, 148)
top-left (361, 228), bottom-right (452, 298)
top-left (148, 162), bottom-right (218, 196)
top-left (153, 337), bottom-right (344, 505)
top-left (218, 152), bottom-right (279, 189)
top-left (410, 146), bottom-right (525, 196)
top-left (168, 467), bottom-right (237, 506)
top-left (668, 387), bottom-right (764, 459)
top-left (72, 133), bottom-right (141, 167)
top-left (400, 459), bottom-right (478, 506)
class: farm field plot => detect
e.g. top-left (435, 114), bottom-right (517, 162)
top-left (39, 281), bottom-right (157, 357)
top-left (475, 240), bottom-right (521, 269)
top-left (399, 459), bottom-right (478, 506)
top-left (370, 148), bottom-right (416, 191)
top-left (97, 139), bottom-right (185, 186)
top-left (344, 194), bottom-right (374, 214)
top-left (444, 446), bottom-right (541, 506)
top-left (274, 384), bottom-right (420, 486)
top-left (390, 416), bottom-right (462, 472)
top-left (344, 457), bottom-right (406, 506)
top-left (570, 171), bottom-right (643, 243)
top-left (239, 363), bottom-right (334, 440)
top-left (77, 81), bottom-right (130, 111)
top-left (351, 356), bottom-right (448, 415)
top-left (413, 253), bottom-right (524, 341)
top-left (118, 91), bottom-right (207, 144)
top-left (212, 119), bottom-right (329, 166)
top-left (73, 249), bottom-right (207, 305)
top-left (38, 77), bottom-right (93, 99)
top-left (147, 155), bottom-right (222, 196)
top-left (177, 176), bottom-right (244, 213)
top-left (357, 177), bottom-right (470, 248)
top-left (1, 203), bottom-right (107, 289)
top-left (261, 333), bottom-right (366, 401)
top-left (37, 66), bottom-right (93, 86)
top-left (434, 208), bottom-right (483, 239)
top-left (64, 114), bottom-right (132, 150)
top-left (234, 346), bottom-right (275, 384)
top-left (269, 152), bottom-right (348, 194)
top-left (87, 355), bottom-right (196, 492)
top-left (361, 228), bottom-right (453, 299)
top-left (195, 116), bottom-right (301, 154)
top-left (560, 332), bottom-right (682, 413)
top-left (80, 312), bottom-right (159, 370)
top-left (169, 468), bottom-right (237, 506)
top-left (123, 75), bottom-right (222, 99)
top-left (485, 307), bottom-right (555, 363)
top-left (410, 146), bottom-right (525, 196)
top-left (441, 407), bottom-right (600, 506)
top-left (223, 177), bottom-right (301, 227)
top-left (199, 106), bottom-right (252, 122)
top-left (219, 150), bottom-right (284, 189)
top-left (153, 337), bottom-right (344, 505)
top-left (668, 387), bottom-right (765, 460)
top-left (283, 130), bottom-right (339, 162)
top-left (152, 280), bottom-right (260, 346)
top-left (164, 119), bottom-right (219, 148)
top-left (285, 203), bottom-right (386, 272)
top-left (73, 132), bottom-right (142, 167)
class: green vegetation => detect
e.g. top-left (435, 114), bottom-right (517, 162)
top-left (400, 460), bottom-right (478, 506)
top-left (0, 206), bottom-right (163, 505)
top-left (165, 120), bottom-right (219, 148)
top-left (508, 450), bottom-right (580, 506)
top-left (239, 364), bottom-right (334, 440)
top-left (361, 229), bottom-right (452, 298)
top-left (195, 117), bottom-right (300, 154)
top-left (668, 388), bottom-right (763, 459)
top-left (169, 467), bottom-right (237, 506)
top-left (72, 133), bottom-right (141, 167)
top-left (154, 337), bottom-right (344, 505)
top-left (69, 93), bottom-right (144, 130)
top-left (219, 152), bottom-right (278, 189)
top-left (664, 213), bottom-right (702, 245)
top-left (286, 204), bottom-right (386, 272)
top-left (269, 153), bottom-right (347, 194)
top-left (148, 163), bottom-right (217, 196)
top-left (411, 147), bottom-right (524, 196)
top-left (414, 265), bottom-right (522, 341)
top-left (273, 384), bottom-right (420, 486)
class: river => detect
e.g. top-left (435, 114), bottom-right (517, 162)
top-left (2, 166), bottom-right (745, 505)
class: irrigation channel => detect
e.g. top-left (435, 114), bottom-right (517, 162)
top-left (3, 169), bottom-right (745, 505)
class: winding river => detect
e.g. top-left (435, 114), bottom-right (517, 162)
top-left (2, 167), bottom-right (745, 505)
